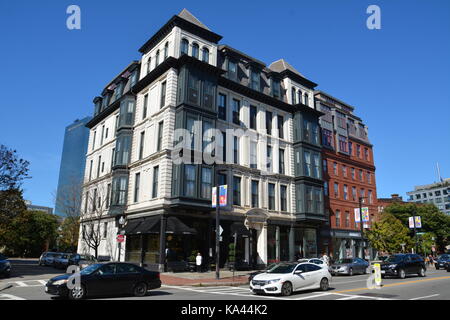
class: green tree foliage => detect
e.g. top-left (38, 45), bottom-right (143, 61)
top-left (383, 203), bottom-right (450, 252)
top-left (3, 210), bottom-right (59, 257)
top-left (57, 216), bottom-right (80, 253)
top-left (365, 213), bottom-right (413, 254)
top-left (0, 144), bottom-right (30, 191)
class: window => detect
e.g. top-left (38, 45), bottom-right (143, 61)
top-left (143, 94), bottom-right (148, 119)
top-left (357, 145), bottom-right (361, 158)
top-left (100, 125), bottom-right (105, 145)
top-left (368, 190), bottom-right (373, 204)
top-left (304, 93), bottom-right (309, 106)
top-left (351, 168), bottom-right (355, 180)
top-left (267, 145), bottom-right (273, 172)
top-left (106, 183), bottom-right (111, 208)
top-left (324, 182), bottom-right (329, 196)
top-left (152, 166), bottom-right (159, 198)
top-left (218, 94), bottom-right (227, 120)
top-left (272, 79), bottom-right (281, 98)
top-left (112, 176), bottom-right (128, 206)
top-left (184, 165), bottom-right (196, 197)
top-left (250, 105), bottom-right (257, 129)
top-left (348, 142), bottom-right (353, 155)
top-left (342, 165), bottom-right (347, 177)
top-left (201, 167), bottom-right (212, 199)
top-left (250, 70), bottom-right (260, 91)
top-left (155, 50), bottom-right (160, 66)
top-left (139, 131), bottom-right (145, 160)
top-left (360, 188), bottom-right (365, 201)
top-left (313, 154), bottom-right (320, 178)
top-left (268, 183), bottom-right (275, 210)
top-left (134, 173), bottom-right (140, 203)
top-left (89, 160), bottom-right (93, 181)
top-left (251, 180), bottom-right (259, 207)
top-left (303, 120), bottom-right (310, 142)
top-left (280, 185), bottom-right (287, 211)
top-left (160, 81), bottom-right (166, 108)
top-left (192, 43), bottom-right (199, 59)
top-left (277, 115), bottom-right (284, 139)
top-left (232, 99), bottom-right (240, 125)
top-left (304, 151), bottom-right (311, 176)
top-left (84, 192), bottom-right (89, 213)
top-left (103, 222), bottom-right (108, 238)
top-left (343, 185), bottom-right (348, 200)
top-left (266, 111), bottom-right (272, 135)
top-left (367, 172), bottom-right (371, 184)
top-left (322, 129), bottom-right (333, 147)
top-left (333, 162), bottom-right (338, 175)
top-left (146, 57), bottom-right (151, 74)
top-left (291, 88), bottom-right (296, 104)
top-left (164, 42), bottom-right (169, 59)
top-left (345, 211), bottom-right (350, 228)
top-left (359, 169), bottom-right (363, 182)
top-left (297, 89), bottom-right (303, 105)
top-left (339, 135), bottom-right (348, 153)
top-left (312, 124), bottom-right (319, 144)
top-left (306, 187), bottom-right (313, 212)
top-left (187, 72), bottom-right (199, 105)
top-left (97, 156), bottom-right (101, 178)
top-left (221, 131), bottom-right (226, 162)
top-left (279, 149), bottom-right (285, 174)
top-left (157, 121), bottom-right (164, 151)
top-left (233, 176), bottom-right (241, 206)
top-left (250, 141), bottom-right (257, 169)
top-left (228, 60), bottom-right (237, 81)
top-left (202, 47), bottom-right (209, 63)
top-left (92, 131), bottom-right (96, 151)
top-left (202, 120), bottom-right (213, 153)
top-left (335, 210), bottom-right (341, 227)
top-left (364, 148), bottom-right (369, 161)
top-left (203, 81), bottom-right (214, 109)
top-left (352, 187), bottom-right (357, 201)
top-left (323, 159), bottom-right (328, 173)
top-left (314, 188), bottom-right (322, 213)
top-left (334, 183), bottom-right (339, 198)
top-left (233, 136), bottom-right (239, 164)
top-left (181, 39), bottom-right (189, 55)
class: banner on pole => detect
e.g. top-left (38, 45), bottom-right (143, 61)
top-left (212, 185), bottom-right (227, 208)
top-left (409, 216), bottom-right (422, 228)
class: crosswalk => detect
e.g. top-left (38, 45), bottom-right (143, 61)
top-left (0, 293), bottom-right (26, 300)
top-left (162, 285), bottom-right (396, 300)
top-left (1, 279), bottom-right (48, 288)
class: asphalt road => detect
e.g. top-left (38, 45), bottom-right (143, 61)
top-left (1, 260), bottom-right (450, 301)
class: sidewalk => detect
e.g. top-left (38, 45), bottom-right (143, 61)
top-left (160, 270), bottom-right (254, 287)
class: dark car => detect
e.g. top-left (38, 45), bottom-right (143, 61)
top-left (0, 254), bottom-right (11, 278)
top-left (330, 258), bottom-right (369, 276)
top-left (45, 262), bottom-right (161, 300)
top-left (380, 254), bottom-right (426, 279)
top-left (435, 254), bottom-right (450, 270)
top-left (68, 254), bottom-right (97, 269)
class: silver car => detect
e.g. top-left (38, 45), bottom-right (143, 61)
top-left (330, 258), bottom-right (369, 276)
top-left (39, 252), bottom-right (61, 266)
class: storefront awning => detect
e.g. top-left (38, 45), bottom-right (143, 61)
top-left (164, 217), bottom-right (197, 235)
top-left (230, 222), bottom-right (252, 237)
top-left (123, 218), bottom-right (144, 235)
top-left (125, 216), bottom-right (197, 235)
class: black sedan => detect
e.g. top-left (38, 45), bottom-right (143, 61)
top-left (380, 254), bottom-right (426, 279)
top-left (45, 262), bottom-right (161, 300)
top-left (435, 254), bottom-right (450, 270)
top-left (0, 254), bottom-right (11, 278)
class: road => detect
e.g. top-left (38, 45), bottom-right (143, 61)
top-left (1, 259), bottom-right (450, 301)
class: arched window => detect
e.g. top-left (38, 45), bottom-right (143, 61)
top-left (297, 89), bottom-right (303, 105)
top-left (192, 43), bottom-right (199, 59)
top-left (304, 93), bottom-right (309, 106)
top-left (291, 88), bottom-right (296, 104)
top-left (146, 57), bottom-right (151, 74)
top-left (202, 47), bottom-right (209, 63)
top-left (155, 50), bottom-right (160, 66)
top-left (181, 39), bottom-right (189, 55)
top-left (164, 42), bottom-right (169, 59)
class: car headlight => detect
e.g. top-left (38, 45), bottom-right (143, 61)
top-left (53, 279), bottom-right (68, 286)
top-left (388, 264), bottom-right (397, 269)
top-left (267, 279), bottom-right (281, 284)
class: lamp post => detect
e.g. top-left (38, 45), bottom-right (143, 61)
top-left (118, 216), bottom-right (126, 262)
top-left (214, 167), bottom-right (227, 280)
top-left (412, 209), bottom-right (419, 254)
top-left (358, 197), bottom-right (368, 261)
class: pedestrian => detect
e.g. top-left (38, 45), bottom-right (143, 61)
top-left (321, 252), bottom-right (330, 266)
top-left (428, 254), bottom-right (434, 267)
top-left (196, 252), bottom-right (202, 273)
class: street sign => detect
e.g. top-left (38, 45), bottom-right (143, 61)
top-left (212, 185), bottom-right (228, 208)
top-left (409, 216), bottom-right (422, 228)
top-left (219, 225), bottom-right (223, 235)
top-left (116, 234), bottom-right (125, 243)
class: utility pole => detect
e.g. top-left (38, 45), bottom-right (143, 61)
top-left (358, 197), bottom-right (364, 259)
top-left (215, 180), bottom-right (220, 280)
top-left (412, 210), bottom-right (419, 254)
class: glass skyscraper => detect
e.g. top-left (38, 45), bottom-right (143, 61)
top-left (55, 117), bottom-right (91, 216)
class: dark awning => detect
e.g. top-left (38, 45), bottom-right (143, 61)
top-left (230, 222), bottom-right (252, 237)
top-left (123, 218), bottom-right (144, 235)
top-left (165, 217), bottom-right (197, 235)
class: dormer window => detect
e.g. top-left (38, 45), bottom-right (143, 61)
top-left (228, 60), bottom-right (237, 81)
top-left (192, 43), bottom-right (199, 59)
top-left (114, 83), bottom-right (123, 100)
top-left (130, 70), bottom-right (138, 87)
top-left (164, 42), bottom-right (169, 59)
top-left (146, 57), bottom-right (151, 74)
top-left (250, 69), bottom-right (260, 91)
top-left (202, 47), bottom-right (209, 63)
top-left (181, 39), bottom-right (189, 55)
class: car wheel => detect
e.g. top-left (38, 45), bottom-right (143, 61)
top-left (134, 282), bottom-right (148, 297)
top-left (280, 282), bottom-right (293, 296)
top-left (320, 278), bottom-right (329, 291)
top-left (398, 269), bottom-right (406, 279)
top-left (348, 268), bottom-right (353, 276)
top-left (419, 267), bottom-right (426, 277)
top-left (68, 285), bottom-right (86, 300)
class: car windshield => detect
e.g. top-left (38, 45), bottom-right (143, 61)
top-left (267, 264), bottom-right (297, 274)
top-left (79, 263), bottom-right (102, 275)
top-left (438, 254), bottom-right (449, 260)
top-left (386, 255), bottom-right (404, 263)
top-left (335, 259), bottom-right (353, 264)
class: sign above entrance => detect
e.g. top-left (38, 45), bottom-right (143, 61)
top-left (212, 185), bottom-right (227, 208)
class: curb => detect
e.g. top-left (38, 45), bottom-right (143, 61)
top-left (186, 281), bottom-right (249, 287)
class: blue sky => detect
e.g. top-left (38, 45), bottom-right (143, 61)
top-left (0, 0), bottom-right (449, 208)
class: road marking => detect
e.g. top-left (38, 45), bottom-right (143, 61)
top-left (38, 280), bottom-right (47, 285)
top-left (337, 295), bottom-right (360, 300)
top-left (0, 294), bottom-right (26, 300)
top-left (334, 275), bottom-right (450, 294)
top-left (293, 292), bottom-right (333, 300)
top-left (14, 282), bottom-right (28, 287)
top-left (409, 294), bottom-right (440, 300)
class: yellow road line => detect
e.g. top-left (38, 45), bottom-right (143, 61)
top-left (334, 275), bottom-right (450, 294)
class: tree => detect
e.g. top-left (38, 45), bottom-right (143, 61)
top-left (79, 182), bottom-right (110, 259)
top-left (365, 213), bottom-right (413, 254)
top-left (58, 216), bottom-right (80, 253)
top-left (384, 203), bottom-right (450, 253)
top-left (0, 144), bottom-right (30, 191)
top-left (3, 210), bottom-right (59, 257)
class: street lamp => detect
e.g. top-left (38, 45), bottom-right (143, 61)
top-left (358, 197), bottom-right (368, 260)
top-left (117, 216), bottom-right (126, 262)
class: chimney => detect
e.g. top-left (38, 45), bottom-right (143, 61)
top-left (391, 194), bottom-right (402, 201)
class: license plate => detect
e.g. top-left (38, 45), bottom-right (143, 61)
top-left (253, 285), bottom-right (261, 289)
top-left (381, 270), bottom-right (385, 274)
